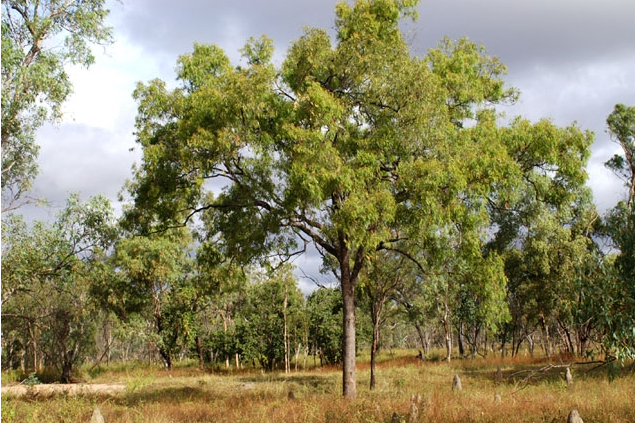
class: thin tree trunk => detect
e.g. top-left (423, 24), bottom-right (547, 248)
top-left (512, 324), bottom-right (518, 357)
top-left (413, 321), bottom-right (428, 355)
top-left (28, 322), bottom-right (38, 372)
top-left (540, 314), bottom-right (551, 358)
top-left (577, 323), bottom-right (591, 358)
top-left (195, 335), bottom-right (204, 370)
top-left (159, 347), bottom-right (173, 370)
top-left (20, 348), bottom-right (26, 372)
top-left (443, 304), bottom-right (452, 362)
top-left (7, 342), bottom-right (14, 371)
top-left (370, 313), bottom-right (380, 390)
top-left (294, 343), bottom-right (301, 371)
top-left (221, 312), bottom-right (230, 369)
top-left (500, 326), bottom-right (507, 358)
top-left (472, 325), bottom-right (480, 359)
top-left (283, 283), bottom-right (290, 374)
top-left (155, 312), bottom-right (173, 370)
top-left (106, 330), bottom-right (112, 366)
top-left (341, 260), bottom-right (357, 399)
top-left (457, 320), bottom-right (465, 357)
top-left (558, 321), bottom-right (575, 356)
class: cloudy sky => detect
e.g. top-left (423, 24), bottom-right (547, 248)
top-left (24, 0), bottom-right (635, 287)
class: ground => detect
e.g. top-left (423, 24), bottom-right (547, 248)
top-left (2, 350), bottom-right (634, 423)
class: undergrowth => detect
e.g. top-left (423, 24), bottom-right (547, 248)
top-left (2, 349), bottom-right (634, 423)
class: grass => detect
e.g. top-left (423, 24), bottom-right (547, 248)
top-left (2, 350), bottom-right (634, 422)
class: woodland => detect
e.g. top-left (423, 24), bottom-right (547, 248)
top-left (1, 0), bottom-right (634, 405)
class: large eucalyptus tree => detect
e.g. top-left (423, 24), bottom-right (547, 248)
top-left (123, 0), bottom-right (580, 397)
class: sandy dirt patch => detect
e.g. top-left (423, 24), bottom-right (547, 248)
top-left (1, 383), bottom-right (126, 398)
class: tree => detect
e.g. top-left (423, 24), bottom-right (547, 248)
top-left (606, 104), bottom-right (635, 208)
top-left (359, 251), bottom-right (411, 389)
top-left (505, 203), bottom-right (598, 357)
top-left (108, 229), bottom-right (194, 370)
top-left (234, 266), bottom-right (304, 371)
top-left (483, 114), bottom-right (594, 357)
top-left (1, 194), bottom-right (117, 382)
top-left (453, 248), bottom-right (509, 359)
top-left (1, 0), bottom-right (113, 212)
top-left (126, 0), bottom-right (535, 398)
top-left (306, 287), bottom-right (343, 367)
top-left (602, 103), bottom-right (635, 360)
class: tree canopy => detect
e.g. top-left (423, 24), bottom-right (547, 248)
top-left (122, 0), bottom-right (598, 397)
top-left (1, 194), bottom-right (117, 382)
top-left (602, 103), bottom-right (635, 360)
top-left (1, 0), bottom-right (113, 212)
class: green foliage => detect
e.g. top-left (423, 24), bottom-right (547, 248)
top-left (455, 251), bottom-right (510, 333)
top-left (601, 103), bottom-right (635, 360)
top-left (22, 372), bottom-right (40, 386)
top-left (1, 194), bottom-right (117, 381)
top-left (605, 103), bottom-right (635, 200)
top-left (126, 0), bottom-right (516, 273)
top-left (123, 0), bottom-right (598, 396)
top-left (107, 229), bottom-right (195, 369)
top-left (306, 287), bottom-right (343, 365)
top-left (233, 266), bottom-right (304, 370)
top-left (478, 99), bottom-right (596, 358)
top-left (1, 0), bottom-right (113, 210)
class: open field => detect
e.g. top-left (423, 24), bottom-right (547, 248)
top-left (2, 351), bottom-right (634, 423)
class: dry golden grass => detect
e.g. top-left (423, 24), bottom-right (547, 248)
top-left (2, 350), bottom-right (634, 422)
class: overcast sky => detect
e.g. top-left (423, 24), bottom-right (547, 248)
top-left (22, 0), bottom-right (635, 289)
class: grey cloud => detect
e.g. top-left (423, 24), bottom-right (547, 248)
top-left (411, 0), bottom-right (635, 71)
top-left (115, 0), bottom-right (339, 63)
top-left (115, 1), bottom-right (635, 72)
top-left (24, 123), bottom-right (140, 222)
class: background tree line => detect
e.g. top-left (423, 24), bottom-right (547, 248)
top-left (2, 0), bottom-right (634, 398)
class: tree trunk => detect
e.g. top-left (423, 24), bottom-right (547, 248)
top-left (512, 324), bottom-right (519, 357)
top-left (294, 342), bottom-right (301, 371)
top-left (540, 314), bottom-right (551, 358)
top-left (61, 361), bottom-right (74, 384)
top-left (370, 313), bottom-right (380, 390)
top-left (155, 310), bottom-right (173, 370)
top-left (221, 312), bottom-right (230, 369)
top-left (500, 326), bottom-right (507, 358)
top-left (471, 325), bottom-right (480, 359)
top-left (526, 332), bottom-right (534, 357)
top-left (195, 335), bottom-right (204, 370)
top-left (443, 305), bottom-right (452, 362)
top-left (283, 283), bottom-right (290, 374)
top-left (577, 325), bottom-right (590, 358)
top-left (444, 324), bottom-right (452, 362)
top-left (159, 347), bottom-right (173, 370)
top-left (28, 323), bottom-right (38, 372)
top-left (457, 320), bottom-right (465, 357)
top-left (60, 342), bottom-right (79, 383)
top-left (341, 262), bottom-right (357, 399)
top-left (413, 322), bottom-right (429, 355)
top-left (557, 320), bottom-right (575, 355)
